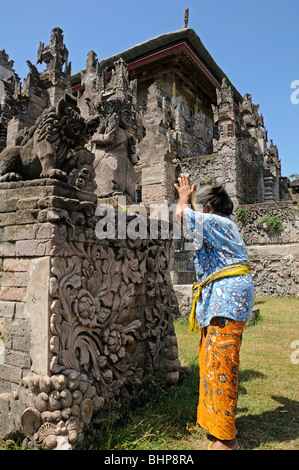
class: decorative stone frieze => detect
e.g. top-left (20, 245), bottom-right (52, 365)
top-left (236, 201), bottom-right (299, 246)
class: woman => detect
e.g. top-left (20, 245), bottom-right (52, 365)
top-left (174, 174), bottom-right (254, 450)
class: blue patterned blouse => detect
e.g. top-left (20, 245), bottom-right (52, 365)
top-left (184, 207), bottom-right (255, 328)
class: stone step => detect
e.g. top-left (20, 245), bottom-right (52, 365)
top-left (248, 307), bottom-right (260, 324)
top-left (172, 250), bottom-right (195, 271)
top-left (170, 270), bottom-right (196, 285)
top-left (170, 284), bottom-right (193, 316)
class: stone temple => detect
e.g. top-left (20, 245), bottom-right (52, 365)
top-left (1, 26), bottom-right (290, 206)
top-left (0, 22), bottom-right (298, 449)
top-left (70, 27), bottom-right (290, 207)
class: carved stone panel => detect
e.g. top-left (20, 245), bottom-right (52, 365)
top-left (0, 179), bottom-right (180, 449)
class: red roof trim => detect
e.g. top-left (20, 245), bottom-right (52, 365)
top-left (126, 40), bottom-right (222, 90)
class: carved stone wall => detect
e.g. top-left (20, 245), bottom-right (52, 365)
top-left (236, 201), bottom-right (299, 246)
top-left (179, 152), bottom-right (266, 207)
top-left (0, 179), bottom-right (180, 450)
top-left (236, 157), bottom-right (264, 205)
top-left (236, 201), bottom-right (299, 297)
top-left (248, 244), bottom-right (299, 297)
top-left (179, 153), bottom-right (238, 203)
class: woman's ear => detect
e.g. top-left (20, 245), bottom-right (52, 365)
top-left (204, 204), bottom-right (214, 214)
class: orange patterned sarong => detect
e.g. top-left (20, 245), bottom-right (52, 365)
top-left (197, 317), bottom-right (245, 441)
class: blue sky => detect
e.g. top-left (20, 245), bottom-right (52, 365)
top-left (1, 0), bottom-right (298, 177)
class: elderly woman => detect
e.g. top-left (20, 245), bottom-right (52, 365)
top-left (174, 174), bottom-right (254, 451)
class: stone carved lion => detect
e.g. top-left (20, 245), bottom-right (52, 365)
top-left (0, 99), bottom-right (99, 182)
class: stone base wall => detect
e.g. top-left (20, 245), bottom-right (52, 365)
top-left (248, 244), bottom-right (299, 297)
top-left (0, 180), bottom-right (180, 449)
top-left (236, 200), bottom-right (299, 246)
top-left (236, 200), bottom-right (299, 297)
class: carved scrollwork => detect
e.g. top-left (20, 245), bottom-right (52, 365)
top-left (17, 371), bottom-right (95, 450)
top-left (47, 240), bottom-right (144, 407)
top-left (13, 213), bottom-right (180, 449)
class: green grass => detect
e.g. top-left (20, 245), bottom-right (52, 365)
top-left (82, 297), bottom-right (299, 451)
top-left (1, 298), bottom-right (298, 450)
top-left (236, 298), bottom-right (299, 450)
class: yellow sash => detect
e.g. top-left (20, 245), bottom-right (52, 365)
top-left (189, 262), bottom-right (252, 333)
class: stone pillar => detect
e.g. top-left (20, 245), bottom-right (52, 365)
top-left (137, 83), bottom-right (177, 204)
top-left (263, 171), bottom-right (275, 202)
top-left (0, 178), bottom-right (180, 449)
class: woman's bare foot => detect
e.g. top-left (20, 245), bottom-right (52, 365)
top-left (207, 438), bottom-right (239, 450)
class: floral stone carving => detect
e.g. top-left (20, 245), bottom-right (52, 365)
top-left (6, 214), bottom-right (179, 450)
top-left (0, 92), bottom-right (179, 449)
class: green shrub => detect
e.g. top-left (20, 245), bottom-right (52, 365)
top-left (236, 206), bottom-right (247, 223)
top-left (256, 214), bottom-right (283, 233)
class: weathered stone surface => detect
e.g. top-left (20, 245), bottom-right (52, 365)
top-left (236, 200), bottom-right (299, 246)
top-left (3, 258), bottom-right (30, 272)
top-left (248, 244), bottom-right (299, 297)
top-left (0, 287), bottom-right (26, 302)
top-left (24, 257), bottom-right (51, 376)
top-left (0, 177), bottom-right (180, 450)
top-left (0, 301), bottom-right (15, 318)
top-left (0, 363), bottom-right (22, 384)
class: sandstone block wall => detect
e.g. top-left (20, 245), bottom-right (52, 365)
top-left (0, 179), bottom-right (180, 450)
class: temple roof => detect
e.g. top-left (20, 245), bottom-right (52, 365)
top-left (71, 28), bottom-right (243, 103)
top-left (290, 179), bottom-right (299, 188)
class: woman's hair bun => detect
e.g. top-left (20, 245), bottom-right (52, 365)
top-left (212, 184), bottom-right (225, 195)
top-left (192, 183), bottom-right (233, 216)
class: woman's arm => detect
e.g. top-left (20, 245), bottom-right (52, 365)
top-left (174, 174), bottom-right (197, 224)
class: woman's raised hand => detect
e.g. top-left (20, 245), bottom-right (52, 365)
top-left (174, 174), bottom-right (197, 202)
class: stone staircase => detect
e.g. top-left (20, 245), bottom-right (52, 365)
top-left (170, 247), bottom-right (196, 317)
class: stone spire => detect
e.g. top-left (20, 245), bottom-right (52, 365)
top-left (184, 8), bottom-right (189, 28)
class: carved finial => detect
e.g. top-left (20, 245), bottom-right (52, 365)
top-left (184, 8), bottom-right (189, 28)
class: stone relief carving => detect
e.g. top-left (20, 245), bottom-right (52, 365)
top-left (5, 211), bottom-right (179, 450)
top-left (236, 201), bottom-right (299, 245)
top-left (75, 56), bottom-right (140, 203)
top-left (249, 250), bottom-right (299, 298)
top-left (67, 148), bottom-right (97, 193)
top-left (18, 371), bottom-right (95, 450)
